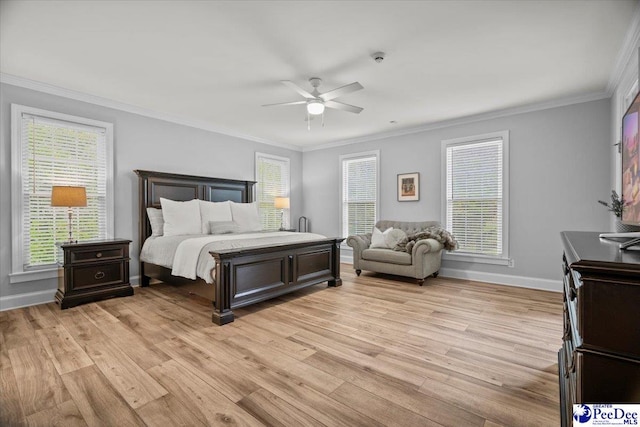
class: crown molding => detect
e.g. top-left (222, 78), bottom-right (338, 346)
top-left (302, 91), bottom-right (610, 152)
top-left (606, 2), bottom-right (640, 95)
top-left (0, 73), bottom-right (611, 154)
top-left (0, 73), bottom-right (302, 152)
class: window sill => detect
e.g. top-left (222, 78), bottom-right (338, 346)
top-left (443, 252), bottom-right (513, 267)
top-left (9, 267), bottom-right (61, 284)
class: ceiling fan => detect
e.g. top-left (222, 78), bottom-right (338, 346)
top-left (263, 78), bottom-right (364, 128)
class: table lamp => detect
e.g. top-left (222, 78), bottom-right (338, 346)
top-left (274, 197), bottom-right (290, 230)
top-left (51, 186), bottom-right (87, 243)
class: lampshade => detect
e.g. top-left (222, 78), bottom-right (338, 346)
top-left (51, 186), bottom-right (87, 207)
top-left (307, 100), bottom-right (325, 115)
top-left (274, 197), bottom-right (290, 209)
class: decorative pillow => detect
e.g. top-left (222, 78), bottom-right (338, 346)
top-left (385, 228), bottom-right (407, 249)
top-left (370, 227), bottom-right (394, 248)
top-left (160, 198), bottom-right (201, 236)
top-left (209, 221), bottom-right (241, 235)
top-left (199, 200), bottom-right (232, 233)
top-left (146, 207), bottom-right (164, 237)
top-left (230, 201), bottom-right (262, 232)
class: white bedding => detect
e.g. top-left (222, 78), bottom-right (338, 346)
top-left (140, 231), bottom-right (327, 284)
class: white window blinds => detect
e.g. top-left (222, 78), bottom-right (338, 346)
top-left (445, 137), bottom-right (505, 257)
top-left (255, 153), bottom-right (290, 230)
top-left (341, 154), bottom-right (378, 238)
top-left (19, 112), bottom-right (109, 268)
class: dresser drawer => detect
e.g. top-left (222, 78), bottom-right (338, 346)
top-left (574, 349), bottom-right (640, 403)
top-left (578, 279), bottom-right (640, 358)
top-left (70, 247), bottom-right (125, 264)
top-left (70, 262), bottom-right (125, 290)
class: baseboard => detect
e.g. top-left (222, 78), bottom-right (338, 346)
top-left (340, 254), bottom-right (353, 264)
top-left (0, 267), bottom-right (559, 312)
top-left (340, 246), bottom-right (353, 264)
top-left (0, 289), bottom-right (56, 311)
top-left (339, 260), bottom-right (562, 292)
top-left (438, 267), bottom-right (562, 292)
top-left (0, 276), bottom-right (142, 312)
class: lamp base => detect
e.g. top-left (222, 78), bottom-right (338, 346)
top-left (67, 209), bottom-right (77, 244)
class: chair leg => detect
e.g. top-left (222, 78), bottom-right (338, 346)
top-left (355, 269), bottom-right (361, 276)
top-left (417, 278), bottom-right (424, 286)
top-left (432, 271), bottom-right (439, 278)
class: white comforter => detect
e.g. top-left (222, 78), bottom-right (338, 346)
top-left (140, 231), bottom-right (327, 284)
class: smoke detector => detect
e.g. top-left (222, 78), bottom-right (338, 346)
top-left (372, 52), bottom-right (385, 63)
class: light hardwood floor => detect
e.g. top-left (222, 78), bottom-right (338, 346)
top-left (1, 266), bottom-right (563, 426)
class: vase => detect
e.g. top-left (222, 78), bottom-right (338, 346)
top-left (615, 219), bottom-right (640, 233)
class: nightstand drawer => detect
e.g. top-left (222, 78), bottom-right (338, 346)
top-left (71, 247), bottom-right (125, 263)
top-left (71, 262), bottom-right (125, 289)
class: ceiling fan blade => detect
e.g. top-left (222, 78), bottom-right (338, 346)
top-left (262, 100), bottom-right (307, 107)
top-left (281, 80), bottom-right (316, 99)
top-left (324, 100), bottom-right (363, 114)
top-left (319, 82), bottom-right (363, 101)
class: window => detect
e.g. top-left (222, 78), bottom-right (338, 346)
top-left (442, 131), bottom-right (509, 264)
top-left (340, 151), bottom-right (379, 238)
top-left (11, 105), bottom-right (113, 281)
top-left (255, 152), bottom-right (290, 230)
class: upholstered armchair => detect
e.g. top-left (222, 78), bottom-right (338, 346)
top-left (346, 220), bottom-right (444, 285)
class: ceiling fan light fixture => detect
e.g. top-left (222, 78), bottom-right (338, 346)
top-left (307, 100), bottom-right (325, 115)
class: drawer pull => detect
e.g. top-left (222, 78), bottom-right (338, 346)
top-left (96, 252), bottom-right (103, 258)
top-left (94, 271), bottom-right (105, 280)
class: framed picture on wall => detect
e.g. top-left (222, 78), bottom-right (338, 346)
top-left (398, 172), bottom-right (419, 201)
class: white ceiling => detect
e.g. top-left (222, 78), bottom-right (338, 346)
top-left (1, 1), bottom-right (637, 149)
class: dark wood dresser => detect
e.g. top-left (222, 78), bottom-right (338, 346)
top-left (559, 231), bottom-right (640, 426)
top-left (56, 238), bottom-right (133, 309)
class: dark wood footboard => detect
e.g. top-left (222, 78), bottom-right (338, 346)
top-left (210, 238), bottom-right (343, 325)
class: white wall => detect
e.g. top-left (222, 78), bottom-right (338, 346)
top-left (303, 99), bottom-right (612, 290)
top-left (0, 80), bottom-right (626, 307)
top-left (0, 82), bottom-right (303, 308)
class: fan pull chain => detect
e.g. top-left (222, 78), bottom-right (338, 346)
top-left (322, 111), bottom-right (325, 127)
top-left (307, 111), bottom-right (311, 131)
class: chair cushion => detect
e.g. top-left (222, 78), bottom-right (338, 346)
top-left (362, 248), bottom-right (412, 265)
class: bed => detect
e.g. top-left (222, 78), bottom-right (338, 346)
top-left (135, 169), bottom-right (343, 325)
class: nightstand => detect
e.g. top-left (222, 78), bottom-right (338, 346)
top-left (56, 238), bottom-right (133, 309)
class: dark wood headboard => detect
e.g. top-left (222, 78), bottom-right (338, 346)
top-left (134, 169), bottom-right (256, 251)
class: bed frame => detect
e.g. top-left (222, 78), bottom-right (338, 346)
top-left (135, 169), bottom-right (343, 325)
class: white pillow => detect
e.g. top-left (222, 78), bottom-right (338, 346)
top-left (209, 221), bottom-right (241, 235)
top-left (230, 201), bottom-right (262, 232)
top-left (146, 207), bottom-right (164, 237)
top-left (160, 198), bottom-right (201, 236)
top-left (370, 227), bottom-right (394, 248)
top-left (199, 200), bottom-right (232, 233)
